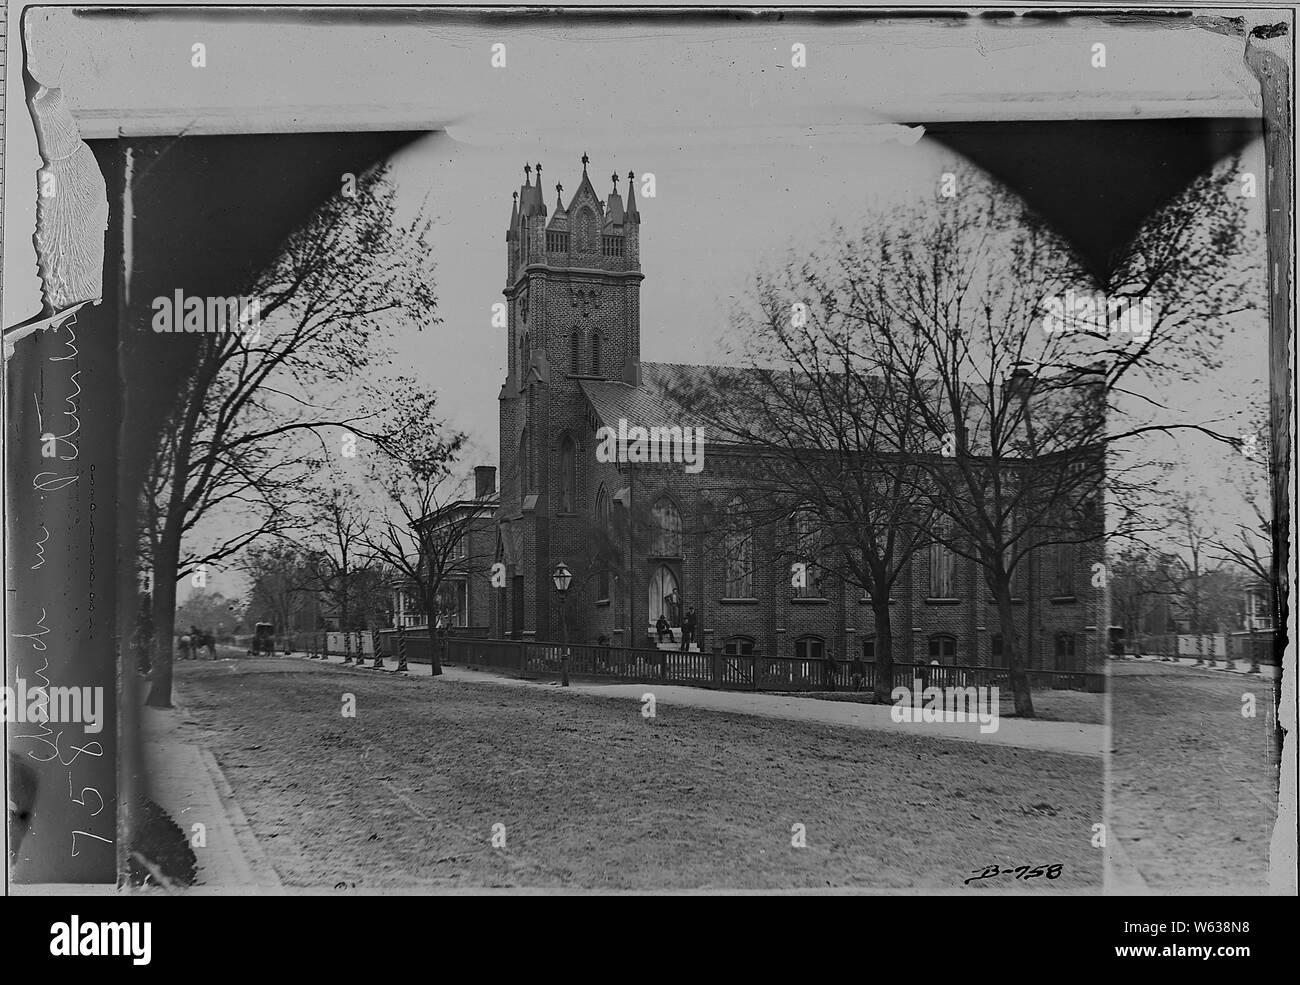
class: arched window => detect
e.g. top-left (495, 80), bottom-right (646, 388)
top-left (795, 635), bottom-right (825, 660)
top-left (725, 636), bottom-right (755, 657)
top-left (590, 330), bottom-right (603, 376)
top-left (648, 564), bottom-right (680, 626)
top-left (723, 497), bottom-right (754, 598)
top-left (928, 634), bottom-right (958, 665)
top-left (570, 328), bottom-right (582, 375)
top-left (862, 637), bottom-right (876, 661)
top-left (558, 435), bottom-right (576, 512)
top-left (518, 430), bottom-right (529, 498)
top-left (650, 496), bottom-right (682, 556)
top-left (1055, 542), bottom-right (1075, 596)
top-left (577, 206), bottom-right (597, 251)
top-left (791, 508), bottom-right (823, 598)
top-left (520, 330), bottom-right (531, 378)
top-left (595, 485), bottom-right (611, 599)
top-left (929, 525), bottom-right (955, 598)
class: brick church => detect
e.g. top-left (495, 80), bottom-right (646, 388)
top-left (474, 155), bottom-right (1104, 672)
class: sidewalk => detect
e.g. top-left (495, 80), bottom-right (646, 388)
top-left (1121, 654), bottom-right (1277, 678)
top-left (141, 696), bottom-right (284, 894)
top-left (293, 651), bottom-right (1104, 758)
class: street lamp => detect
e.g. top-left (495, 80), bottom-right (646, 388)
top-left (552, 562), bottom-right (573, 686)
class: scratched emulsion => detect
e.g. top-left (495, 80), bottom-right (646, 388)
top-left (6, 11), bottom-right (116, 882)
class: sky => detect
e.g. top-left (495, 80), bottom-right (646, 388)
top-left (2, 7), bottom-right (1272, 605)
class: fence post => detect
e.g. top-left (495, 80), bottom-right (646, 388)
top-left (396, 626), bottom-right (408, 673)
top-left (712, 644), bottom-right (722, 688)
top-left (342, 630), bottom-right (352, 664)
top-left (751, 654), bottom-right (759, 691)
top-left (372, 627), bottom-right (385, 669)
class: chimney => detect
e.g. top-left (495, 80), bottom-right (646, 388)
top-left (474, 465), bottom-right (497, 499)
top-left (1003, 364), bottom-right (1034, 402)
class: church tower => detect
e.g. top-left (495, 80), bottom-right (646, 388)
top-left (497, 155), bottom-right (644, 640)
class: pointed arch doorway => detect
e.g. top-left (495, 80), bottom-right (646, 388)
top-left (648, 563), bottom-right (681, 629)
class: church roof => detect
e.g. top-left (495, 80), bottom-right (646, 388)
top-left (578, 362), bottom-right (763, 447)
top-left (578, 361), bottom-right (1102, 460)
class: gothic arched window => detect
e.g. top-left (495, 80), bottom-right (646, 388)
top-left (577, 207), bottom-right (597, 251)
top-left (929, 524), bottom-right (955, 598)
top-left (570, 328), bottom-right (582, 375)
top-left (723, 497), bottom-right (754, 598)
top-left (591, 330), bottom-right (603, 376)
top-left (518, 430), bottom-right (529, 499)
top-left (791, 507), bottom-right (823, 599)
top-left (595, 484), bottom-right (612, 600)
top-left (650, 496), bottom-right (681, 556)
top-left (559, 435), bottom-right (576, 513)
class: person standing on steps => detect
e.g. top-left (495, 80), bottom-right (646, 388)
top-left (679, 606), bottom-right (698, 653)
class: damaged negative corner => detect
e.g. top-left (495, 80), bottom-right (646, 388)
top-left (2, 8), bottom-right (109, 358)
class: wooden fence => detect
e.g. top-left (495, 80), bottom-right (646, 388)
top-left (440, 638), bottom-right (1104, 694)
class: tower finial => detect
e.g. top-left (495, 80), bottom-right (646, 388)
top-left (611, 171), bottom-right (619, 190)
top-left (536, 162), bottom-right (542, 178)
top-left (625, 171), bottom-right (640, 221)
top-left (524, 163), bottom-right (532, 185)
top-left (556, 182), bottom-right (563, 208)
top-left (581, 151), bottom-right (589, 172)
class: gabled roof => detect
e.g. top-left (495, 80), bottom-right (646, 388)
top-left (577, 361), bottom-right (1102, 461)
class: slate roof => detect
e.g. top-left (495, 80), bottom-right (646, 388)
top-left (578, 361), bottom-right (1102, 459)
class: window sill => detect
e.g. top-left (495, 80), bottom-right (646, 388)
top-left (985, 598), bottom-right (1026, 605)
top-left (1050, 595), bottom-right (1079, 605)
top-left (595, 598), bottom-right (610, 607)
top-left (720, 597), bottom-right (760, 605)
top-left (791, 597), bottom-right (830, 605)
top-left (858, 598), bottom-right (897, 605)
top-left (925, 598), bottom-right (961, 605)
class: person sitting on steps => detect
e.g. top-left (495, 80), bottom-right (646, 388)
top-left (655, 614), bottom-right (674, 644)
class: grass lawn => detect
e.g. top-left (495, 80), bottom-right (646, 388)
top-left (778, 688), bottom-right (1104, 724)
top-left (170, 659), bottom-right (1103, 891)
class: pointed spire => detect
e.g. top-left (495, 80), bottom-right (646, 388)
top-left (555, 182), bottom-right (564, 210)
top-left (508, 189), bottom-right (519, 237)
top-left (524, 163), bottom-right (532, 186)
top-left (536, 162), bottom-right (542, 180)
top-left (625, 170), bottom-right (640, 221)
top-left (605, 169), bottom-right (625, 227)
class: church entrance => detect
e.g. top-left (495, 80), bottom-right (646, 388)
top-left (648, 563), bottom-right (681, 630)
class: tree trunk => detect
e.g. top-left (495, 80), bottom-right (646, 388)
top-left (146, 529), bottom-right (182, 707)
top-left (992, 578), bottom-right (1034, 717)
top-left (871, 595), bottom-right (895, 703)
top-left (424, 589), bottom-right (443, 675)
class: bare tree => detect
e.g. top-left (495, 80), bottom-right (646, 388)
top-left (144, 164), bottom-right (441, 706)
top-left (701, 162), bottom-right (1255, 716)
top-left (364, 451), bottom-right (503, 677)
top-left (243, 541), bottom-right (314, 641)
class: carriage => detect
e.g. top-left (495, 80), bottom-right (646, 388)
top-left (249, 622), bottom-right (276, 657)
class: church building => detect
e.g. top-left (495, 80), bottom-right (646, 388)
top-left (485, 155), bottom-right (1104, 673)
